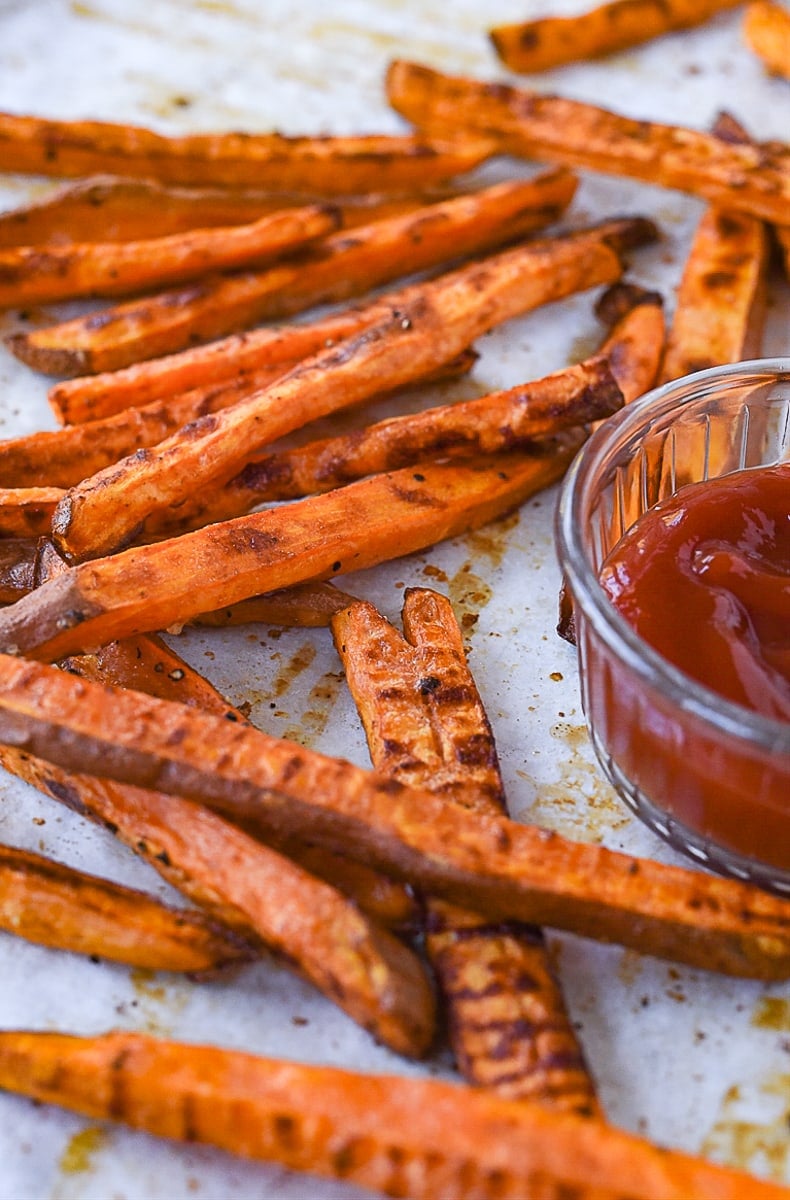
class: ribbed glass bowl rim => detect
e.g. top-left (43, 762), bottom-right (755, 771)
top-left (555, 356), bottom-right (790, 756)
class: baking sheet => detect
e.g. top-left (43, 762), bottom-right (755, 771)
top-left (0, 1), bottom-right (789, 1196)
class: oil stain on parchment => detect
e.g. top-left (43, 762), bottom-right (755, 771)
top-left (58, 1125), bottom-right (109, 1176)
top-left (128, 967), bottom-right (190, 1038)
top-left (701, 1075), bottom-right (790, 1182)
top-left (516, 721), bottom-right (632, 843)
top-left (283, 669), bottom-right (346, 747)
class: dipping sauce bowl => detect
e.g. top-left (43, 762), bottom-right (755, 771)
top-left (556, 359), bottom-right (790, 894)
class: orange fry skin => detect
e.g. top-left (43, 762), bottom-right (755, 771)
top-left (659, 207), bottom-right (769, 384)
top-left (192, 582), bottom-right (361, 630)
top-left (491, 0), bottom-right (743, 73)
top-left (0, 114), bottom-right (495, 191)
top-left (0, 653), bottom-right (789, 981)
top-left (0, 204), bottom-right (339, 307)
top-left (202, 354), bottom-right (622, 506)
top-left (0, 174), bottom-right (456, 248)
top-left (593, 281), bottom-right (665, 405)
top-left (6, 171), bottom-right (577, 377)
top-left (47, 303), bottom-right (393, 425)
top-left (385, 60), bottom-right (790, 225)
top-left (0, 1030), bottom-right (785, 1200)
top-left (743, 1), bottom-right (790, 80)
top-left (0, 842), bottom-right (254, 973)
top-left (0, 744), bottom-right (432, 1055)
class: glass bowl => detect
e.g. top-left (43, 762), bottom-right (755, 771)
top-left (555, 359), bottom-right (790, 894)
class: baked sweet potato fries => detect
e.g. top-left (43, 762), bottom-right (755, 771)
top-left (0, 653), bottom-right (789, 981)
top-left (0, 1029), bottom-right (784, 1200)
top-left (490, 0), bottom-right (743, 73)
top-left (333, 588), bottom-right (599, 1115)
top-left (385, 59), bottom-right (790, 224)
top-left (743, 1), bottom-right (790, 80)
top-left (5, 171), bottom-right (577, 375)
top-left (0, 116), bottom-right (494, 191)
top-left (0, 31), bottom-right (786, 1198)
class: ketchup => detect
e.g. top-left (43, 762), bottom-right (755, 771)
top-left (600, 461), bottom-right (790, 723)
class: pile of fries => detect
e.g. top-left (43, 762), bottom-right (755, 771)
top-left (0, 1), bottom-right (788, 1197)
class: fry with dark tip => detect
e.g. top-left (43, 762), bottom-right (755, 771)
top-left (0, 489), bottom-right (62, 539)
top-left (490, 1), bottom-right (743, 74)
top-left (0, 1030), bottom-right (783, 1200)
top-left (0, 842), bottom-right (254, 973)
top-left (49, 217), bottom-right (645, 561)
top-left (180, 354), bottom-right (622, 511)
top-left (0, 175), bottom-right (458, 248)
top-left (0, 539), bottom-right (36, 603)
top-left (743, 1), bottom-right (790, 80)
top-left (0, 745), bottom-right (432, 1054)
top-left (0, 453), bottom-right (576, 655)
top-left (592, 281), bottom-right (665, 405)
top-left (192, 582), bottom-right (360, 629)
top-left (0, 616), bottom-right (432, 1055)
top-left (0, 204), bottom-right (339, 307)
top-left (0, 345), bottom-right (474, 491)
top-left (659, 207), bottom-right (768, 384)
top-left (556, 281), bottom-right (666, 646)
top-left (333, 590), bottom-right (599, 1114)
top-left (385, 60), bottom-right (790, 225)
top-left (64, 630), bottom-right (420, 932)
top-left (5, 171), bottom-right (578, 376)
top-left (0, 653), bottom-right (789, 980)
top-left (0, 115), bottom-right (495, 191)
top-left (47, 302), bottom-right (395, 425)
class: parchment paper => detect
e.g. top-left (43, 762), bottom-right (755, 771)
top-left (0, 2), bottom-right (788, 1196)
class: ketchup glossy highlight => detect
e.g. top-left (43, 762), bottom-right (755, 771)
top-left (600, 462), bottom-right (790, 723)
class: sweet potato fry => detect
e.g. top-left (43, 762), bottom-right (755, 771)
top-left (0, 585), bottom-right (430, 1050)
top-left (192, 582), bottom-right (360, 629)
top-left (6, 171), bottom-right (577, 376)
top-left (659, 207), bottom-right (769, 383)
top-left (593, 281), bottom-right (665, 404)
top-left (0, 842), bottom-right (253, 973)
top-left (0, 488), bottom-right (62, 539)
top-left (777, 224), bottom-right (790, 280)
top-left (0, 654), bottom-right (789, 979)
top-left (48, 301), bottom-right (395, 424)
top-left (0, 204), bottom-right (339, 307)
top-left (385, 60), bottom-right (790, 224)
top-left (0, 1030), bottom-right (782, 1200)
top-left (490, 1), bottom-right (743, 73)
top-left (743, 1), bottom-right (790, 80)
top-left (0, 538), bottom-right (36, 603)
top-left (0, 747), bottom-right (432, 1055)
top-left (50, 217), bottom-right (644, 560)
top-left (63, 630), bottom-right (419, 932)
top-left (0, 453), bottom-right (575, 655)
top-left (185, 354), bottom-right (622, 515)
top-left (333, 591), bottom-right (599, 1114)
top-left (556, 282), bottom-right (666, 645)
top-left (0, 377), bottom-right (287, 489)
top-left (0, 113), bottom-right (495, 191)
top-left (0, 174), bottom-right (456, 248)
top-left (0, 347), bottom-right (474, 491)
top-left (710, 109), bottom-right (790, 283)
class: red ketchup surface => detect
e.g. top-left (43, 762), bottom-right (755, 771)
top-left (600, 461), bottom-right (790, 723)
